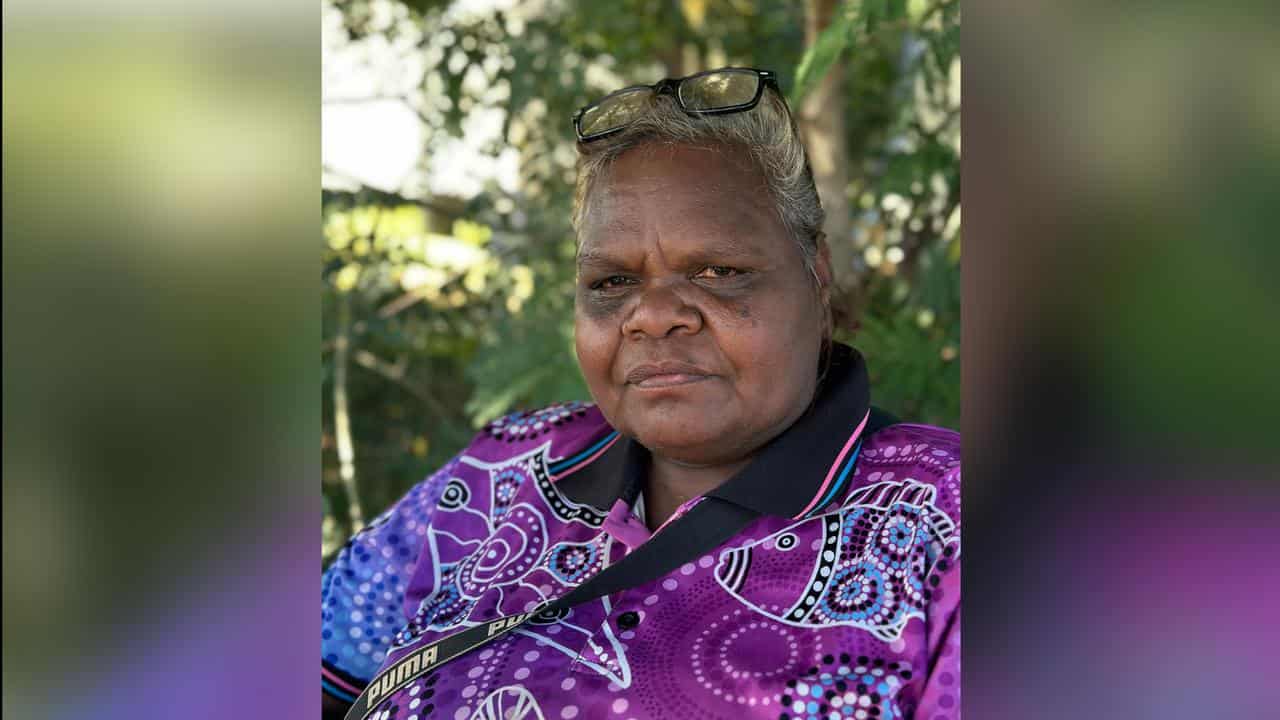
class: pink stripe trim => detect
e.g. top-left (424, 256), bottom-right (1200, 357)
top-left (651, 495), bottom-right (705, 536)
top-left (794, 409), bottom-right (870, 519)
top-left (550, 433), bottom-right (621, 481)
top-left (322, 666), bottom-right (365, 695)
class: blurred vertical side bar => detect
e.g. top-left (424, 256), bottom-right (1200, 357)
top-left (3, 1), bottom-right (319, 718)
top-left (964, 1), bottom-right (1280, 718)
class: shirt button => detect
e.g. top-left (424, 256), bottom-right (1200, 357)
top-left (616, 611), bottom-right (641, 630)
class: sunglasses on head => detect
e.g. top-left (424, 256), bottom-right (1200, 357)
top-left (573, 67), bottom-right (781, 143)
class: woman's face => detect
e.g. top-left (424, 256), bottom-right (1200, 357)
top-left (574, 143), bottom-right (830, 467)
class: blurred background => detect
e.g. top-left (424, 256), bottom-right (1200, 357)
top-left (321, 0), bottom-right (962, 558)
top-left (6, 1), bottom-right (1277, 718)
top-left (4, 2), bottom-right (320, 718)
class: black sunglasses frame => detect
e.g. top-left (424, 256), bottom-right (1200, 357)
top-left (573, 67), bottom-right (780, 143)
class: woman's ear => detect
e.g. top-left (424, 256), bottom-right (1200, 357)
top-left (811, 232), bottom-right (836, 347)
top-left (814, 231), bottom-right (833, 296)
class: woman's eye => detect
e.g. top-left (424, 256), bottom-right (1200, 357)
top-left (694, 266), bottom-right (742, 279)
top-left (590, 275), bottom-right (633, 290)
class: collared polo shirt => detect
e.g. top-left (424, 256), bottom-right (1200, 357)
top-left (322, 347), bottom-right (961, 720)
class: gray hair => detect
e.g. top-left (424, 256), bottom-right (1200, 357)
top-left (570, 88), bottom-right (825, 282)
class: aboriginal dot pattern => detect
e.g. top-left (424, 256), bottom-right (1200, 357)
top-left (322, 409), bottom-right (961, 720)
top-left (484, 401), bottom-right (594, 442)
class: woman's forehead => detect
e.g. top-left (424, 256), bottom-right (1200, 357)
top-left (581, 145), bottom-right (781, 239)
top-left (599, 141), bottom-right (764, 189)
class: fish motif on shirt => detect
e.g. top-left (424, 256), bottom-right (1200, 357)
top-left (715, 479), bottom-right (958, 641)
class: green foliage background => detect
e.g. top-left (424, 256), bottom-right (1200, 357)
top-left (322, 0), bottom-right (960, 558)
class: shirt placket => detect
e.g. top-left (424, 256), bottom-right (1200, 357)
top-left (556, 498), bottom-right (640, 679)
top-left (566, 494), bottom-right (706, 680)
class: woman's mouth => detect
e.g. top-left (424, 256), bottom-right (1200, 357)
top-left (632, 373), bottom-right (710, 389)
top-left (625, 362), bottom-right (713, 388)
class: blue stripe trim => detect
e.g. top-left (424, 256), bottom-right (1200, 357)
top-left (806, 441), bottom-right (862, 517)
top-left (321, 659), bottom-right (369, 690)
top-left (322, 678), bottom-right (358, 703)
top-left (548, 430), bottom-right (618, 473)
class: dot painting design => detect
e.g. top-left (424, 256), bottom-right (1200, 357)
top-left (529, 451), bottom-right (607, 526)
top-left (545, 539), bottom-right (605, 585)
top-left (785, 518), bottom-right (842, 622)
top-left (324, 410), bottom-right (961, 720)
top-left (774, 654), bottom-right (912, 720)
top-left (392, 562), bottom-right (476, 647)
top-left (388, 442), bottom-right (618, 651)
top-left (455, 504), bottom-right (548, 598)
top-left (367, 672), bottom-right (445, 720)
top-left (484, 401), bottom-right (594, 443)
top-left (322, 465), bottom-right (451, 680)
top-left (491, 468), bottom-right (523, 519)
top-left (690, 609), bottom-right (805, 703)
top-left (440, 479), bottom-right (471, 510)
top-left (714, 478), bottom-right (958, 641)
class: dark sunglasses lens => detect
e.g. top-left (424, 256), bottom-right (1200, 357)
top-left (678, 70), bottom-right (760, 111)
top-left (578, 88), bottom-right (651, 138)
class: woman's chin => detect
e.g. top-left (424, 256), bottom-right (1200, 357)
top-left (630, 425), bottom-right (745, 466)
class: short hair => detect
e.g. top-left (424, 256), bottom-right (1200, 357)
top-left (570, 86), bottom-right (825, 282)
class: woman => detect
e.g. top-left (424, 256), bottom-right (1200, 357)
top-left (323, 68), bottom-right (960, 720)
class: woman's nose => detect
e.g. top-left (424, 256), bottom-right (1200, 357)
top-left (620, 281), bottom-right (703, 339)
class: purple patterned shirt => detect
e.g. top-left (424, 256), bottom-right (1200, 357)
top-left (323, 353), bottom-right (960, 720)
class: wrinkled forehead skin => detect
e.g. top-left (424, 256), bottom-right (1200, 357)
top-left (577, 141), bottom-right (790, 257)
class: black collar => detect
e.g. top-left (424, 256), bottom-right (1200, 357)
top-left (555, 343), bottom-right (872, 518)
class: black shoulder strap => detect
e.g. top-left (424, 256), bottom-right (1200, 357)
top-left (344, 492), bottom-right (761, 720)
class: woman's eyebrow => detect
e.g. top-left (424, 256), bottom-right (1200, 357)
top-left (577, 234), bottom-right (769, 269)
top-left (660, 233), bottom-right (770, 266)
top-left (690, 235), bottom-right (766, 259)
top-left (576, 248), bottom-right (628, 269)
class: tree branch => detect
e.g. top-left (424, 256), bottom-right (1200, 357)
top-left (331, 292), bottom-right (365, 532)
top-left (351, 349), bottom-right (460, 423)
